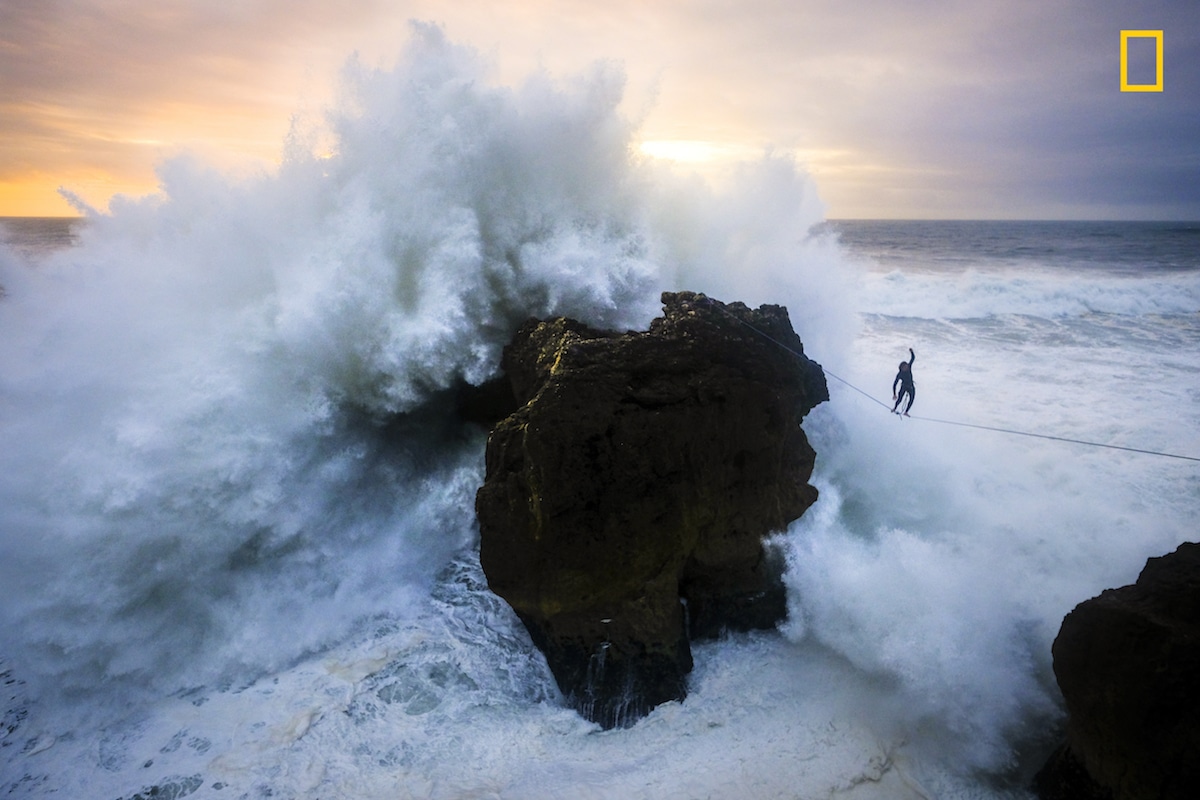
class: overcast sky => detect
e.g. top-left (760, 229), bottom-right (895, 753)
top-left (1, 0), bottom-right (1197, 218)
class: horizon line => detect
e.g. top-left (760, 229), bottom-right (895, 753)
top-left (5, 215), bottom-right (1200, 224)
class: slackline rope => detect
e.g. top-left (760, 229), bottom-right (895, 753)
top-left (708, 301), bottom-right (1200, 464)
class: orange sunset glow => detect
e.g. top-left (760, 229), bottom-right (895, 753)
top-left (2, 1), bottom-right (1197, 220)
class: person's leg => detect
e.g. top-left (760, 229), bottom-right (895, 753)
top-left (904, 387), bottom-right (915, 414)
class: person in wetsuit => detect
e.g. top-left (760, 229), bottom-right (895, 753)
top-left (892, 348), bottom-right (915, 415)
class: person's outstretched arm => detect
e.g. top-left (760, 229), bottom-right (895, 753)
top-left (908, 348), bottom-right (915, 367)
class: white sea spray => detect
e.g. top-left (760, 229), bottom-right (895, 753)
top-left (3, 23), bottom-right (1198, 800)
top-left (0, 19), bottom-right (840, 760)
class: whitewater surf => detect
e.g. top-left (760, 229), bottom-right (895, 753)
top-left (3, 24), bottom-right (1198, 800)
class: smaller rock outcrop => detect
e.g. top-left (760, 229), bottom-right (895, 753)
top-left (1035, 541), bottom-right (1200, 800)
top-left (475, 292), bottom-right (828, 728)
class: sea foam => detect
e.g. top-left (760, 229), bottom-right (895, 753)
top-left (0, 22), bottom-right (844, 723)
top-left (5, 22), bottom-right (1197, 800)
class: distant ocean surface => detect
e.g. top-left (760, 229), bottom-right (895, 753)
top-left (0, 217), bottom-right (81, 261)
top-left (827, 218), bottom-right (1200, 273)
top-left (2, 34), bottom-right (1198, 800)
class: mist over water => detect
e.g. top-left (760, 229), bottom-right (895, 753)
top-left (3, 24), bottom-right (1198, 800)
top-left (784, 224), bottom-right (1200, 780)
top-left (2, 23), bottom-right (848, 795)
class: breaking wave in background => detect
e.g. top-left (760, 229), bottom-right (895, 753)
top-left (2, 22), bottom-right (1197, 800)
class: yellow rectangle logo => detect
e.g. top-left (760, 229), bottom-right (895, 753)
top-left (1120, 30), bottom-right (1163, 91)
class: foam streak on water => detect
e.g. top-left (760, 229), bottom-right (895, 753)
top-left (3, 24), bottom-right (1198, 800)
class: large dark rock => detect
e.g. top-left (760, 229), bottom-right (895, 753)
top-left (475, 291), bottom-right (828, 727)
top-left (1034, 541), bottom-right (1200, 800)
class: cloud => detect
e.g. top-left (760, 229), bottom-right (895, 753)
top-left (1, 0), bottom-right (1197, 218)
top-left (760, 0), bottom-right (1200, 217)
top-left (0, 1), bottom-right (402, 210)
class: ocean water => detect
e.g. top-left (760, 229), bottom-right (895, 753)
top-left (0, 218), bottom-right (80, 264)
top-left (2, 27), bottom-right (1199, 800)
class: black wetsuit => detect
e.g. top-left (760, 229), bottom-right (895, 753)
top-left (892, 349), bottom-right (915, 413)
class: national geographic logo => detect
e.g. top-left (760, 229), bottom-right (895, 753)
top-left (1120, 30), bottom-right (1163, 92)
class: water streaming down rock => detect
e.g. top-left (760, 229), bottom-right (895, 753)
top-left (476, 291), bottom-right (829, 727)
